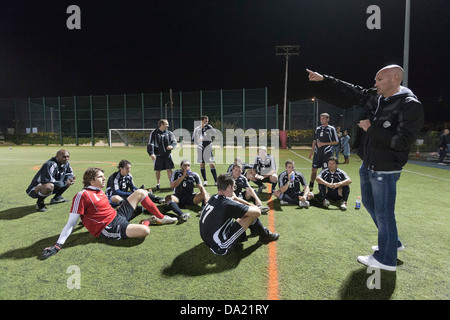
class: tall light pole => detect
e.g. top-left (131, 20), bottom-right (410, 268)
top-left (403, 0), bottom-right (411, 87)
top-left (276, 45), bottom-right (299, 131)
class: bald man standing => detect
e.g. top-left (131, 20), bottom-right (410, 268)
top-left (307, 65), bottom-right (424, 271)
top-left (26, 149), bottom-right (76, 212)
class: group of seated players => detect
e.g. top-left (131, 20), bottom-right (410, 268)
top-left (27, 147), bottom-right (351, 259)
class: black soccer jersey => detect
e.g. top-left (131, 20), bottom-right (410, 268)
top-left (105, 171), bottom-right (137, 199)
top-left (226, 163), bottom-right (253, 173)
top-left (192, 124), bottom-right (216, 148)
top-left (278, 170), bottom-right (307, 196)
top-left (252, 154), bottom-right (276, 175)
top-left (199, 194), bottom-right (249, 251)
top-left (314, 125), bottom-right (338, 154)
top-left (171, 169), bottom-right (201, 196)
top-left (317, 168), bottom-right (350, 184)
top-left (233, 174), bottom-right (250, 195)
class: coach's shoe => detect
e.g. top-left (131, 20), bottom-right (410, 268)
top-left (357, 255), bottom-right (397, 272)
top-left (36, 202), bottom-right (48, 212)
top-left (340, 201), bottom-right (347, 211)
top-left (259, 228), bottom-right (279, 244)
top-left (323, 199), bottom-right (330, 209)
top-left (50, 196), bottom-right (69, 205)
top-left (371, 245), bottom-right (405, 252)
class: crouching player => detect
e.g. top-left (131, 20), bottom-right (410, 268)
top-left (41, 167), bottom-right (174, 260)
top-left (199, 173), bottom-right (279, 256)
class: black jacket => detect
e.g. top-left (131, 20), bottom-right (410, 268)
top-left (323, 75), bottom-right (424, 171)
top-left (147, 129), bottom-right (177, 157)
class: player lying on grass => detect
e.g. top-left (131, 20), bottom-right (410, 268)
top-left (41, 167), bottom-right (175, 260)
top-left (199, 173), bottom-right (279, 256)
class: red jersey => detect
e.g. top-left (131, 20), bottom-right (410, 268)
top-left (70, 186), bottom-right (117, 237)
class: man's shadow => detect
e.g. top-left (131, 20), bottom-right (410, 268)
top-left (162, 241), bottom-right (263, 277)
top-left (338, 266), bottom-right (398, 300)
top-left (0, 226), bottom-right (145, 261)
top-left (0, 205), bottom-right (41, 220)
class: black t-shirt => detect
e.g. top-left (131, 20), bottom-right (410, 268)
top-left (171, 169), bottom-right (201, 196)
top-left (199, 194), bottom-right (249, 248)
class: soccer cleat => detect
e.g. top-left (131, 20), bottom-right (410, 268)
top-left (259, 228), bottom-right (279, 244)
top-left (323, 199), bottom-right (330, 209)
top-left (299, 200), bottom-right (310, 208)
top-left (340, 201), bottom-right (347, 211)
top-left (371, 245), bottom-right (405, 252)
top-left (357, 255), bottom-right (397, 272)
top-left (257, 204), bottom-right (270, 214)
top-left (36, 202), bottom-right (47, 212)
top-left (155, 184), bottom-right (160, 190)
top-left (155, 215), bottom-right (177, 225)
top-left (50, 197), bottom-right (69, 205)
top-left (180, 212), bottom-right (191, 222)
top-left (203, 181), bottom-right (208, 186)
top-left (279, 200), bottom-right (289, 205)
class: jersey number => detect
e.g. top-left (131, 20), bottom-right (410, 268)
top-left (201, 204), bottom-right (214, 224)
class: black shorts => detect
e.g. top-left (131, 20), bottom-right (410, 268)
top-left (208, 221), bottom-right (245, 255)
top-left (196, 145), bottom-right (215, 164)
top-left (154, 154), bottom-right (175, 171)
top-left (280, 191), bottom-right (303, 204)
top-left (174, 192), bottom-right (196, 207)
top-left (312, 150), bottom-right (332, 169)
top-left (99, 200), bottom-right (135, 240)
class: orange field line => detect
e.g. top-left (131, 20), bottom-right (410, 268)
top-left (266, 184), bottom-right (279, 300)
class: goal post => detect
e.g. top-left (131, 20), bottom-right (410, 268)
top-left (108, 128), bottom-right (155, 147)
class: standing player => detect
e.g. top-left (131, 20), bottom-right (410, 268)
top-left (230, 163), bottom-right (269, 214)
top-left (273, 159), bottom-right (314, 208)
top-left (246, 146), bottom-right (278, 193)
top-left (199, 173), bottom-right (279, 255)
top-left (316, 156), bottom-right (352, 210)
top-left (147, 119), bottom-right (177, 190)
top-left (164, 160), bottom-right (210, 221)
top-left (308, 113), bottom-right (339, 190)
top-left (26, 149), bottom-right (76, 212)
top-left (192, 115), bottom-right (218, 186)
top-left (41, 167), bottom-right (175, 260)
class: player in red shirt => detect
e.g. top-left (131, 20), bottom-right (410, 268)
top-left (41, 167), bottom-right (175, 259)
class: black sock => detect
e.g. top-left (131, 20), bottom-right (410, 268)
top-left (309, 181), bottom-right (314, 189)
top-left (37, 195), bottom-right (46, 204)
top-left (248, 218), bottom-right (267, 236)
top-left (200, 168), bottom-right (207, 181)
top-left (167, 201), bottom-right (184, 218)
top-left (211, 168), bottom-right (217, 182)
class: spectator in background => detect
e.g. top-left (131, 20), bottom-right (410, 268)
top-left (438, 129), bottom-right (449, 165)
top-left (341, 129), bottom-right (351, 164)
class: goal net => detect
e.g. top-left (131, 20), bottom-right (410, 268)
top-left (108, 128), bottom-right (155, 147)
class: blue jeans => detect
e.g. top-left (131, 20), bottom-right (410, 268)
top-left (359, 165), bottom-right (403, 267)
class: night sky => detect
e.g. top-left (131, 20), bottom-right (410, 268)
top-left (0, 0), bottom-right (449, 115)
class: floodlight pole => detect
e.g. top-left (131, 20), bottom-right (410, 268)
top-left (276, 45), bottom-right (299, 131)
top-left (403, 0), bottom-right (411, 87)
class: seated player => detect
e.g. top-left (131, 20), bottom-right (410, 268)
top-left (315, 156), bottom-right (352, 211)
top-left (230, 163), bottom-right (269, 214)
top-left (199, 173), bottom-right (279, 255)
top-left (164, 160), bottom-right (210, 221)
top-left (26, 149), bottom-right (76, 212)
top-left (246, 146), bottom-right (278, 193)
top-left (41, 167), bottom-right (176, 260)
top-left (106, 159), bottom-right (165, 206)
top-left (273, 159), bottom-right (314, 208)
top-left (226, 157), bottom-right (252, 174)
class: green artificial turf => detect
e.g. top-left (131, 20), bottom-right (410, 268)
top-left (0, 145), bottom-right (449, 300)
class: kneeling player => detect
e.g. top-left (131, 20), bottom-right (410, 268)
top-left (41, 167), bottom-right (175, 260)
top-left (199, 173), bottom-right (279, 256)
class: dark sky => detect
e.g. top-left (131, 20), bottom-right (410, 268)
top-left (0, 0), bottom-right (449, 110)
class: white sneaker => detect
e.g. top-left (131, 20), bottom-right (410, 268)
top-left (357, 255), bottom-right (396, 271)
top-left (323, 199), bottom-right (330, 208)
top-left (299, 200), bottom-right (310, 208)
top-left (203, 181), bottom-right (208, 186)
top-left (371, 245), bottom-right (405, 252)
top-left (279, 200), bottom-right (288, 205)
top-left (340, 201), bottom-right (347, 211)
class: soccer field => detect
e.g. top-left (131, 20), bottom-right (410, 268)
top-left (0, 145), bottom-right (449, 301)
